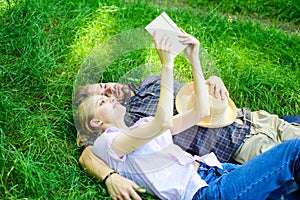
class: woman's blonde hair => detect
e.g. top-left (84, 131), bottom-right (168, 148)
top-left (76, 96), bottom-right (103, 147)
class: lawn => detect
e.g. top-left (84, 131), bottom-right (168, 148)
top-left (0, 0), bottom-right (299, 199)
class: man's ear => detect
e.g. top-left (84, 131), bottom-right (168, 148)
top-left (90, 119), bottom-right (103, 128)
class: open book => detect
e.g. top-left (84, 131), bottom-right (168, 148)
top-left (145, 12), bottom-right (187, 55)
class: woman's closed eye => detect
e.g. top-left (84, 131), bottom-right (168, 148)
top-left (98, 99), bottom-right (106, 107)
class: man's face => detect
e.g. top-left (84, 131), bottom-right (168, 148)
top-left (87, 83), bottom-right (132, 105)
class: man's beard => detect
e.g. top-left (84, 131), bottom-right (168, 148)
top-left (115, 85), bottom-right (132, 106)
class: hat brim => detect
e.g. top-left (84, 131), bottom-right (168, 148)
top-left (176, 82), bottom-right (237, 128)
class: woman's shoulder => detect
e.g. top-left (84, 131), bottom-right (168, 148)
top-left (94, 127), bottom-right (120, 147)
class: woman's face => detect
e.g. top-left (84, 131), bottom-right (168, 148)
top-left (89, 95), bottom-right (126, 126)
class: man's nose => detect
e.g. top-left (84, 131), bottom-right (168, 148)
top-left (105, 86), bottom-right (114, 96)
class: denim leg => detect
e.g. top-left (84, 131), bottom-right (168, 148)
top-left (193, 139), bottom-right (300, 200)
top-left (193, 163), bottom-right (240, 199)
top-left (267, 179), bottom-right (299, 200)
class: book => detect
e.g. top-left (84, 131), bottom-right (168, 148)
top-left (145, 12), bottom-right (187, 55)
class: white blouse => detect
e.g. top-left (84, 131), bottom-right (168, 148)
top-left (94, 117), bottom-right (222, 200)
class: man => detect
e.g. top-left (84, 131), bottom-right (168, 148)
top-left (75, 75), bottom-right (300, 200)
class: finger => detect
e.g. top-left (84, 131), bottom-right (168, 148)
top-left (225, 91), bottom-right (230, 99)
top-left (153, 31), bottom-right (160, 48)
top-left (129, 190), bottom-right (143, 200)
top-left (207, 82), bottom-right (215, 95)
top-left (221, 88), bottom-right (230, 100)
top-left (133, 186), bottom-right (146, 193)
top-left (131, 185), bottom-right (146, 200)
top-left (180, 28), bottom-right (186, 34)
top-left (179, 38), bottom-right (192, 44)
top-left (168, 43), bottom-right (174, 53)
top-left (220, 89), bottom-right (226, 100)
top-left (119, 191), bottom-right (131, 200)
top-left (132, 182), bottom-right (146, 193)
top-left (178, 33), bottom-right (189, 38)
top-left (215, 90), bottom-right (221, 99)
top-left (178, 35), bottom-right (191, 43)
top-left (159, 35), bottom-right (168, 50)
top-left (164, 36), bottom-right (170, 49)
top-left (153, 31), bottom-right (156, 38)
top-left (209, 87), bottom-right (214, 95)
top-left (181, 39), bottom-right (199, 47)
top-left (214, 88), bottom-right (221, 99)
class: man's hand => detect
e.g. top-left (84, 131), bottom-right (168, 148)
top-left (106, 173), bottom-right (146, 200)
top-left (206, 76), bottom-right (229, 100)
top-left (79, 146), bottom-right (145, 199)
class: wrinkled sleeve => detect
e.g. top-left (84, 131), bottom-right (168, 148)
top-left (93, 132), bottom-right (127, 164)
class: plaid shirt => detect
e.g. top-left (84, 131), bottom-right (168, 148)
top-left (124, 75), bottom-right (251, 162)
top-left (124, 75), bottom-right (181, 126)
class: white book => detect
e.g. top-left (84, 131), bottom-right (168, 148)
top-left (145, 12), bottom-right (187, 55)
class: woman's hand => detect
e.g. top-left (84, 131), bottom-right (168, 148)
top-left (178, 29), bottom-right (200, 62)
top-left (153, 31), bottom-right (176, 67)
top-left (106, 173), bottom-right (146, 200)
top-left (206, 76), bottom-right (230, 100)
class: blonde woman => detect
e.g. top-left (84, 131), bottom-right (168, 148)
top-left (77, 32), bottom-right (300, 200)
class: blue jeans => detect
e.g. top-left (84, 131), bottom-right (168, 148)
top-left (193, 139), bottom-right (300, 200)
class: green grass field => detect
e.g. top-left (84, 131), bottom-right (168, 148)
top-left (1, 0), bottom-right (299, 199)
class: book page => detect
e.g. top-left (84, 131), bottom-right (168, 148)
top-left (145, 12), bottom-right (187, 55)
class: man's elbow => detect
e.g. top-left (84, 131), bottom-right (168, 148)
top-left (78, 146), bottom-right (93, 169)
top-left (78, 154), bottom-right (85, 168)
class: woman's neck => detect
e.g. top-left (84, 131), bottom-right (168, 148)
top-left (103, 119), bottom-right (129, 132)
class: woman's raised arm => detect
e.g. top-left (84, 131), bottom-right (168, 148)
top-left (112, 33), bottom-right (177, 156)
top-left (171, 32), bottom-right (210, 135)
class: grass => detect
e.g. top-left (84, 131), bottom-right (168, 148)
top-left (0, 0), bottom-right (299, 199)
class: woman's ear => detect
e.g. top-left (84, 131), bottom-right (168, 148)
top-left (90, 119), bottom-right (103, 128)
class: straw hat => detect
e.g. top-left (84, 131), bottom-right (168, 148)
top-left (175, 82), bottom-right (237, 128)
